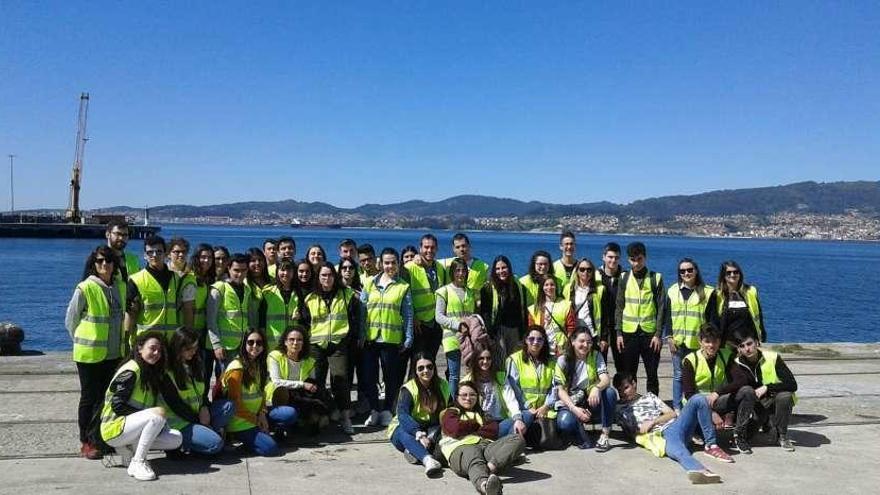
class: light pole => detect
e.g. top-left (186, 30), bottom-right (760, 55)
top-left (7, 154), bottom-right (14, 213)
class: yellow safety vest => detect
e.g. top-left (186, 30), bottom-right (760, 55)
top-left (507, 350), bottom-right (557, 419)
top-left (442, 258), bottom-right (489, 293)
top-left (553, 259), bottom-right (576, 289)
top-left (262, 285), bottom-right (301, 346)
top-left (305, 288), bottom-right (353, 348)
top-left (122, 250), bottom-right (140, 280)
top-left (682, 348), bottom-right (732, 401)
top-left (527, 300), bottom-right (570, 356)
top-left (100, 360), bottom-right (157, 441)
top-left (735, 350), bottom-right (797, 405)
top-left (717, 285), bottom-right (763, 339)
top-left (554, 351), bottom-right (600, 395)
top-left (436, 284), bottom-right (476, 354)
top-left (518, 275), bottom-right (541, 308)
top-left (130, 268), bottom-right (181, 340)
top-left (161, 370), bottom-right (205, 430)
top-left (365, 277), bottom-right (410, 345)
top-left (73, 279), bottom-right (126, 363)
top-left (213, 281), bottom-right (253, 351)
top-left (405, 261), bottom-right (447, 323)
top-left (668, 284), bottom-right (714, 350)
top-left (621, 271), bottom-right (661, 334)
top-left (263, 350), bottom-right (317, 406)
top-left (386, 378), bottom-right (451, 438)
top-left (222, 359), bottom-right (265, 433)
top-left (439, 409), bottom-right (485, 460)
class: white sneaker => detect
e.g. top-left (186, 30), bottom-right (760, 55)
top-left (364, 410), bottom-right (381, 426)
top-left (127, 459), bottom-right (157, 481)
top-left (115, 444), bottom-right (134, 467)
top-left (422, 455), bottom-right (442, 477)
top-left (379, 410), bottom-right (393, 427)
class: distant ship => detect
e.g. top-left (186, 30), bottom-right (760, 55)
top-left (290, 222), bottom-right (342, 229)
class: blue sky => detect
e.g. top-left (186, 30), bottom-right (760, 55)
top-left (1, 1), bottom-right (878, 210)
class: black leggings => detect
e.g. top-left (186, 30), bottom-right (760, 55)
top-left (76, 359), bottom-right (120, 443)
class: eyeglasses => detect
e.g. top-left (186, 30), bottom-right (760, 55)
top-left (527, 336), bottom-right (545, 344)
top-left (94, 257), bottom-right (114, 265)
top-left (246, 339), bottom-right (264, 347)
top-left (725, 270), bottom-right (740, 277)
top-left (457, 393), bottom-right (478, 398)
top-left (679, 267), bottom-right (695, 274)
top-left (578, 267), bottom-right (594, 273)
top-left (145, 249), bottom-right (165, 256)
top-left (416, 364), bottom-right (434, 372)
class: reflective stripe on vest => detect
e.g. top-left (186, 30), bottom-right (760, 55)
top-left (405, 261), bottom-right (446, 322)
top-left (439, 409), bottom-right (485, 460)
top-left (305, 288), bottom-right (352, 347)
top-left (100, 360), bottom-right (157, 441)
top-left (621, 271), bottom-right (661, 334)
top-left (73, 279), bottom-right (125, 363)
top-left (386, 378), bottom-right (451, 438)
top-left (507, 350), bottom-right (556, 419)
top-left (668, 284), bottom-right (713, 350)
top-left (130, 269), bottom-right (180, 339)
top-left (213, 281), bottom-right (253, 351)
top-left (263, 286), bottom-right (300, 345)
top-left (222, 359), bottom-right (265, 433)
top-left (682, 348), bottom-right (732, 401)
top-left (366, 278), bottom-right (409, 345)
top-left (437, 284), bottom-right (476, 354)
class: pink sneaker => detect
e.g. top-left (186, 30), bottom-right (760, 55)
top-left (703, 444), bottom-right (734, 463)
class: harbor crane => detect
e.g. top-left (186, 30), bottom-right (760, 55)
top-left (65, 92), bottom-right (89, 223)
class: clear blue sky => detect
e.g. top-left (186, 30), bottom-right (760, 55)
top-left (1, 1), bottom-right (878, 210)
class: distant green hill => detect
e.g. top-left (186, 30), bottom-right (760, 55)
top-left (96, 180), bottom-right (879, 219)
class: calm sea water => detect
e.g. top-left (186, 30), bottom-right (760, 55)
top-left (1, 225), bottom-right (878, 351)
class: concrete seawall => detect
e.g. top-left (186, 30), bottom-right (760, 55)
top-left (1, 343), bottom-right (878, 494)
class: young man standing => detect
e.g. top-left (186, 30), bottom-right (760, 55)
top-left (442, 233), bottom-right (489, 295)
top-left (718, 329), bottom-right (798, 453)
top-left (263, 238), bottom-right (278, 278)
top-left (168, 237), bottom-right (196, 331)
top-left (125, 236), bottom-right (181, 344)
top-left (338, 238), bottom-right (358, 262)
top-left (206, 253), bottom-right (258, 367)
top-left (553, 230), bottom-right (577, 289)
top-left (277, 236), bottom-right (297, 263)
top-left (596, 242), bottom-right (623, 367)
top-left (404, 234), bottom-right (448, 365)
top-left (104, 220), bottom-right (140, 280)
top-left (357, 243), bottom-right (379, 284)
top-left (614, 242), bottom-right (665, 396)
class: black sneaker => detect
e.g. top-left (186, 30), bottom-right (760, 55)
top-left (778, 436), bottom-right (795, 452)
top-left (733, 435), bottom-right (753, 454)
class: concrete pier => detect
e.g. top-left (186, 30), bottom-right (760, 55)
top-left (1, 343), bottom-right (878, 494)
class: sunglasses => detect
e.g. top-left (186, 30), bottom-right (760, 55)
top-left (726, 270), bottom-right (740, 276)
top-left (416, 364), bottom-right (434, 372)
top-left (679, 267), bottom-right (695, 274)
top-left (145, 249), bottom-right (164, 256)
top-left (340, 265), bottom-right (355, 271)
top-left (527, 336), bottom-right (545, 344)
top-left (94, 257), bottom-right (114, 265)
top-left (578, 267), bottom-right (594, 273)
top-left (246, 339), bottom-right (263, 346)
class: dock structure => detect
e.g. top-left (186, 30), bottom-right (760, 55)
top-left (1, 344), bottom-right (878, 493)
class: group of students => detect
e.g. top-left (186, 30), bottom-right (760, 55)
top-left (65, 221), bottom-right (797, 490)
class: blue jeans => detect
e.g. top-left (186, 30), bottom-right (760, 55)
top-left (498, 410), bottom-right (535, 437)
top-left (233, 406), bottom-right (298, 457)
top-left (445, 350), bottom-right (461, 399)
top-left (179, 399), bottom-right (234, 455)
top-left (390, 427), bottom-right (429, 460)
top-left (671, 345), bottom-right (694, 411)
top-left (361, 342), bottom-right (403, 411)
top-left (556, 387), bottom-right (617, 444)
top-left (662, 394), bottom-right (716, 472)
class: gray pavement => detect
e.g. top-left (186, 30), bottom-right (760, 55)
top-left (1, 343), bottom-right (878, 494)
